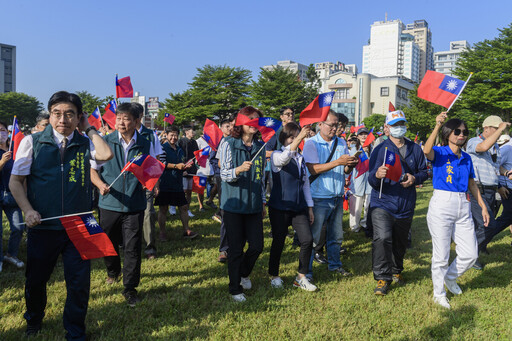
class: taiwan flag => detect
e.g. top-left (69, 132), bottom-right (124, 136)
top-left (88, 107), bottom-right (102, 129)
top-left (116, 75), bottom-right (133, 98)
top-left (164, 113), bottom-right (175, 125)
top-left (193, 146), bottom-right (211, 168)
top-left (11, 116), bottom-right (24, 160)
top-left (245, 117), bottom-right (282, 142)
top-left (203, 119), bottom-right (223, 150)
top-left (192, 176), bottom-right (207, 195)
top-left (299, 91), bottom-right (335, 126)
top-left (103, 100), bottom-right (117, 130)
top-left (389, 102), bottom-right (396, 112)
top-left (355, 149), bottom-right (369, 179)
top-left (384, 149), bottom-right (402, 182)
top-left (122, 154), bottom-right (165, 191)
top-left (60, 213), bottom-right (117, 260)
top-left (417, 70), bottom-right (466, 108)
top-left (362, 128), bottom-right (375, 148)
top-left (414, 132), bottom-right (419, 143)
top-left (350, 124), bottom-right (364, 134)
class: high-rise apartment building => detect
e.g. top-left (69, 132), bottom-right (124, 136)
top-left (262, 60), bottom-right (309, 81)
top-left (403, 20), bottom-right (433, 80)
top-left (0, 43), bottom-right (16, 93)
top-left (434, 40), bottom-right (470, 77)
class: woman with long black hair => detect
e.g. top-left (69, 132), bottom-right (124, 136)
top-left (424, 112), bottom-right (490, 309)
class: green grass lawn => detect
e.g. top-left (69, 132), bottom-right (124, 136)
top-left (1, 183), bottom-right (512, 340)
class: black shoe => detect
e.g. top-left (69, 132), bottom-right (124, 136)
top-left (313, 252), bottom-right (328, 264)
top-left (25, 323), bottom-right (41, 337)
top-left (472, 260), bottom-right (484, 270)
top-left (374, 280), bottom-right (391, 295)
top-left (340, 247), bottom-right (347, 255)
top-left (392, 274), bottom-right (405, 286)
top-left (331, 267), bottom-right (352, 277)
top-left (123, 291), bottom-right (141, 307)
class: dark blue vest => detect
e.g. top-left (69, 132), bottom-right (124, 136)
top-left (268, 155), bottom-right (308, 212)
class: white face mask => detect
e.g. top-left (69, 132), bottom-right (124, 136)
top-left (389, 126), bottom-right (407, 138)
top-left (0, 131), bottom-right (8, 143)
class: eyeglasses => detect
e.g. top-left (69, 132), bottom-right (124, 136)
top-left (322, 122), bottom-right (339, 130)
top-left (453, 129), bottom-right (469, 136)
top-left (51, 112), bottom-right (76, 120)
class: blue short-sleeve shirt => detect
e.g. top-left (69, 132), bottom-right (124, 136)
top-left (432, 145), bottom-right (475, 192)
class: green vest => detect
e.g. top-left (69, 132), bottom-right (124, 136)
top-left (28, 125), bottom-right (92, 230)
top-left (98, 130), bottom-right (150, 212)
top-left (220, 137), bottom-right (265, 214)
top-left (139, 125), bottom-right (155, 144)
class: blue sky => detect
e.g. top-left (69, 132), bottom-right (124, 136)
top-left (2, 0), bottom-right (512, 106)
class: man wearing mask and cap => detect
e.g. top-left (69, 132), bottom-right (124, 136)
top-left (466, 115), bottom-right (511, 269)
top-left (368, 110), bottom-right (428, 296)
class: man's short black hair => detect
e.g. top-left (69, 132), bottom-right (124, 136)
top-left (338, 113), bottom-right (349, 125)
top-left (182, 124), bottom-right (194, 133)
top-left (36, 113), bottom-right (50, 124)
top-left (220, 118), bottom-right (231, 126)
top-left (165, 125), bottom-right (180, 134)
top-left (280, 106), bottom-right (295, 115)
top-left (48, 91), bottom-right (83, 115)
top-left (116, 102), bottom-right (143, 120)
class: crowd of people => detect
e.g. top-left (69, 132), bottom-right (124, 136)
top-left (1, 90), bottom-right (511, 339)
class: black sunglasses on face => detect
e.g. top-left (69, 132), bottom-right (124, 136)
top-left (453, 129), bottom-right (469, 136)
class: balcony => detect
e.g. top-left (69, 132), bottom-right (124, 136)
top-left (329, 83), bottom-right (353, 89)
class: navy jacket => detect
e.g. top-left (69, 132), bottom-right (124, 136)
top-left (368, 138), bottom-right (427, 219)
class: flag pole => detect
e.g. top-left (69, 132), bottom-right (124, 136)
top-left (446, 72), bottom-right (473, 113)
top-left (108, 157), bottom-right (137, 189)
top-left (378, 147), bottom-right (388, 199)
top-left (251, 142), bottom-right (268, 163)
top-left (9, 116), bottom-right (16, 152)
top-left (17, 211), bottom-right (94, 226)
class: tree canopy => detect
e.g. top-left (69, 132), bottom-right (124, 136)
top-left (76, 90), bottom-right (106, 115)
top-left (0, 92), bottom-right (43, 128)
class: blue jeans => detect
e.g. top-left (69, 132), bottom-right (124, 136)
top-left (0, 191), bottom-right (24, 261)
top-left (308, 197), bottom-right (344, 274)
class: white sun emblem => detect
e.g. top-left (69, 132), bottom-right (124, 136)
top-left (323, 93), bottom-right (333, 106)
top-left (445, 80), bottom-right (458, 91)
top-left (387, 154), bottom-right (394, 162)
top-left (264, 118), bottom-right (275, 127)
top-left (86, 216), bottom-right (99, 227)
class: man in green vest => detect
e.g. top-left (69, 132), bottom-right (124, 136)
top-left (90, 102), bottom-right (154, 307)
top-left (9, 91), bottom-right (113, 339)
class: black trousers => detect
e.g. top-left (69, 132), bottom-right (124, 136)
top-left (25, 229), bottom-right (90, 341)
top-left (224, 211), bottom-right (263, 295)
top-left (100, 208), bottom-right (144, 293)
top-left (268, 207), bottom-right (313, 276)
top-left (219, 210), bottom-right (229, 252)
top-left (371, 208), bottom-right (412, 281)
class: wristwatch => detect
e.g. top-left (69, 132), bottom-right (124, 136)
top-left (85, 126), bottom-right (98, 136)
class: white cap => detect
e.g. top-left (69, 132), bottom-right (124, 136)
top-left (386, 110), bottom-right (407, 125)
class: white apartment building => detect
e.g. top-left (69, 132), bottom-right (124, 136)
top-left (0, 43), bottom-right (16, 93)
top-left (434, 40), bottom-right (470, 77)
top-left (404, 20), bottom-right (434, 81)
top-left (263, 60), bottom-right (309, 81)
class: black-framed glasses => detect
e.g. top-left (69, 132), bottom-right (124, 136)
top-left (453, 129), bottom-right (469, 136)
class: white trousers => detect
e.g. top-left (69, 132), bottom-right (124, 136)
top-left (427, 189), bottom-right (478, 297)
top-left (349, 194), bottom-right (370, 230)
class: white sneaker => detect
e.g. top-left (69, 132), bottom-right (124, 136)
top-left (270, 277), bottom-right (284, 289)
top-left (445, 279), bottom-right (462, 295)
top-left (188, 210), bottom-right (195, 218)
top-left (295, 276), bottom-right (317, 292)
top-left (433, 296), bottom-right (451, 309)
top-left (169, 206), bottom-right (176, 215)
top-left (3, 255), bottom-right (24, 268)
top-left (240, 277), bottom-right (252, 290)
top-left (231, 293), bottom-right (247, 302)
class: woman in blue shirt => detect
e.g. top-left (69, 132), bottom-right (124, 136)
top-left (424, 112), bottom-right (490, 309)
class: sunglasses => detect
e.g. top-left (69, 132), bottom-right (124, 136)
top-left (453, 129), bottom-right (469, 136)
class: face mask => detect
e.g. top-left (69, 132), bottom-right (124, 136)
top-left (389, 126), bottom-right (407, 138)
top-left (0, 131), bottom-right (8, 143)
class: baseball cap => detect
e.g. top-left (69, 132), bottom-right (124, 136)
top-left (497, 134), bottom-right (511, 145)
top-left (357, 127), bottom-right (369, 135)
top-left (386, 110), bottom-right (407, 126)
top-left (482, 115), bottom-right (503, 128)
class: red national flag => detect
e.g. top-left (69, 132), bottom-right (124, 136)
top-left (389, 102), bottom-right (396, 112)
top-left (60, 213), bottom-right (117, 260)
top-left (355, 148), bottom-right (369, 178)
top-left (414, 132), bottom-right (419, 142)
top-left (122, 154), bottom-right (165, 191)
top-left (203, 119), bottom-right (223, 150)
top-left (193, 146), bottom-right (211, 168)
top-left (362, 128), bottom-right (375, 148)
top-left (164, 113), bottom-right (175, 125)
top-left (298, 140), bottom-right (305, 151)
top-left (192, 176), bottom-right (207, 195)
top-left (350, 124), bottom-right (364, 134)
top-left (116, 75), bottom-right (133, 98)
top-left (235, 113), bottom-right (252, 126)
top-left (299, 92), bottom-right (335, 126)
top-left (88, 107), bottom-right (102, 130)
top-left (244, 117), bottom-right (282, 142)
top-left (103, 100), bottom-right (117, 130)
top-left (11, 116), bottom-right (24, 160)
top-left (343, 191), bottom-right (349, 211)
top-left (384, 149), bottom-right (403, 182)
top-left (417, 70), bottom-right (466, 108)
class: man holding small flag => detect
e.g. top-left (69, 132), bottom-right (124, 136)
top-left (368, 110), bottom-right (428, 296)
top-left (9, 91), bottom-right (113, 339)
top-left (90, 102), bottom-right (155, 307)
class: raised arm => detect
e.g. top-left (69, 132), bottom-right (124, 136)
top-left (424, 112), bottom-right (446, 161)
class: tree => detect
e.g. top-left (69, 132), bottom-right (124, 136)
top-left (158, 65), bottom-right (252, 126)
top-left (76, 91), bottom-right (106, 114)
top-left (306, 63), bottom-right (321, 90)
top-left (0, 92), bottom-right (43, 128)
top-left (454, 23), bottom-right (512, 123)
top-left (363, 114), bottom-right (386, 132)
top-left (251, 66), bottom-right (318, 118)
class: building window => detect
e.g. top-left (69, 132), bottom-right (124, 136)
top-left (335, 78), bottom-right (346, 84)
top-left (334, 89), bottom-right (349, 100)
top-left (380, 87), bottom-right (389, 97)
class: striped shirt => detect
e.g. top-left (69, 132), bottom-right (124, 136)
top-left (466, 136), bottom-right (501, 186)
